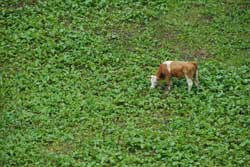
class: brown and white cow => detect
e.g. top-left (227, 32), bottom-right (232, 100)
top-left (150, 61), bottom-right (199, 92)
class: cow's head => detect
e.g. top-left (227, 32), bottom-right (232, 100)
top-left (150, 75), bottom-right (158, 88)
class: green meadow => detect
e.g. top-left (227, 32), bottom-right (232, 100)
top-left (1, 0), bottom-right (250, 166)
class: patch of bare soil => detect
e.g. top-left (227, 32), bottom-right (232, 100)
top-left (162, 31), bottom-right (177, 41)
top-left (155, 26), bottom-right (178, 42)
top-left (240, 3), bottom-right (250, 10)
top-left (189, 2), bottom-right (206, 8)
top-left (181, 49), bottom-right (212, 61)
top-left (29, 0), bottom-right (38, 6)
top-left (194, 49), bottom-right (211, 59)
top-left (58, 16), bottom-right (72, 27)
top-left (4, 0), bottom-right (38, 9)
top-left (199, 14), bottom-right (214, 24)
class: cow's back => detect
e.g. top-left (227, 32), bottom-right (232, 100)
top-left (170, 61), bottom-right (185, 77)
top-left (170, 61), bottom-right (197, 78)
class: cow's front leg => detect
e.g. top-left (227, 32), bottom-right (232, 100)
top-left (165, 76), bottom-right (171, 93)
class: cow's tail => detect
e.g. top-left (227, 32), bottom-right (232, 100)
top-left (191, 62), bottom-right (199, 84)
top-left (195, 66), bottom-right (199, 83)
top-left (191, 61), bottom-right (199, 84)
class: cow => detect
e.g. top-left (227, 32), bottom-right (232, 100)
top-left (150, 61), bottom-right (199, 92)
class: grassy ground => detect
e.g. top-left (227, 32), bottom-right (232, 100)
top-left (1, 0), bottom-right (250, 166)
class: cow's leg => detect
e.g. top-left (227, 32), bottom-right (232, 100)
top-left (165, 76), bottom-right (171, 93)
top-left (185, 75), bottom-right (193, 92)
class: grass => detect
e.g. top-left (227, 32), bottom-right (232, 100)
top-left (1, 0), bottom-right (250, 166)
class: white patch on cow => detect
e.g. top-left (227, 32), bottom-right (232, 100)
top-left (185, 75), bottom-right (193, 92)
top-left (163, 61), bottom-right (173, 73)
top-left (150, 75), bottom-right (158, 88)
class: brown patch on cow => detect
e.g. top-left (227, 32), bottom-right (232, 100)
top-left (156, 64), bottom-right (169, 80)
top-left (154, 61), bottom-right (199, 92)
top-left (170, 61), bottom-right (197, 78)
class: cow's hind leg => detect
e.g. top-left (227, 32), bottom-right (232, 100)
top-left (185, 75), bottom-right (193, 92)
